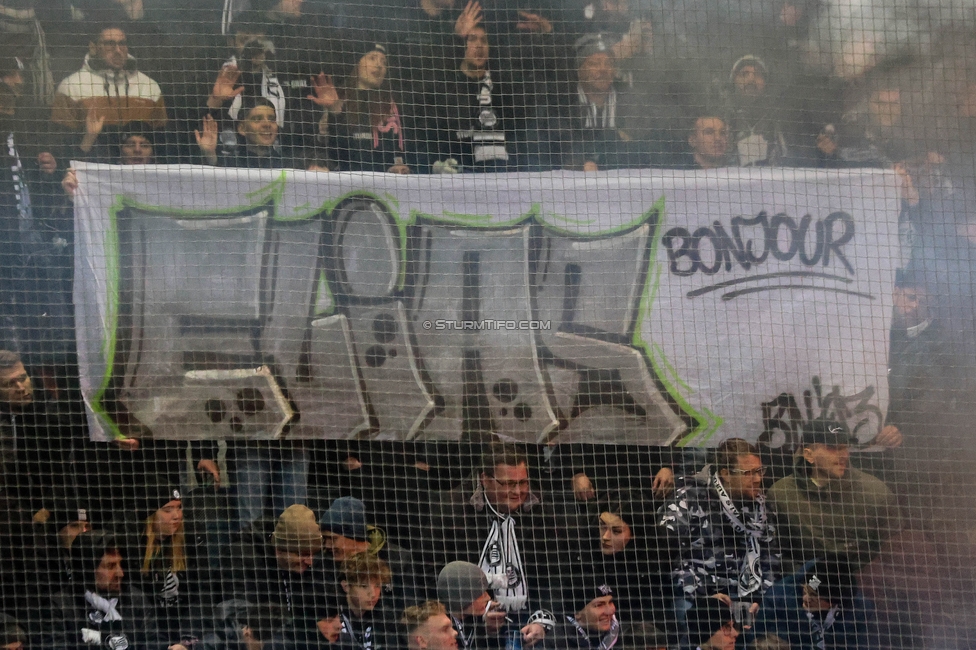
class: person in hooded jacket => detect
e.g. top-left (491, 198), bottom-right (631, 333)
top-left (50, 24), bottom-right (167, 154)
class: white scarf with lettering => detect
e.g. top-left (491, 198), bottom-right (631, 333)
top-left (710, 471), bottom-right (768, 598)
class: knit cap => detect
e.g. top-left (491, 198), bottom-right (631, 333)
top-left (138, 482), bottom-right (182, 521)
top-left (437, 561), bottom-right (490, 611)
top-left (574, 33), bottom-right (611, 69)
top-left (318, 496), bottom-right (368, 541)
top-left (274, 504), bottom-right (323, 553)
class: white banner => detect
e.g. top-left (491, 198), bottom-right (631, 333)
top-left (72, 164), bottom-right (899, 447)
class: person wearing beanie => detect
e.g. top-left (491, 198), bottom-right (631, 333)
top-left (231, 504), bottom-right (329, 627)
top-left (750, 557), bottom-right (882, 650)
top-left (767, 419), bottom-right (901, 573)
top-left (549, 572), bottom-right (624, 650)
top-left (319, 496), bottom-right (427, 613)
top-left (329, 40), bottom-right (415, 174)
top-left (436, 560), bottom-right (543, 650)
top-left (196, 97), bottom-right (310, 169)
top-left (723, 53), bottom-right (789, 167)
top-left (544, 32), bottom-right (659, 171)
top-left (123, 483), bottom-right (216, 645)
top-left (43, 529), bottom-right (163, 650)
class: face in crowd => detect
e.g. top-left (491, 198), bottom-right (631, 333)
top-left (733, 64), bottom-right (766, 99)
top-left (413, 612), bottom-right (458, 650)
top-left (579, 52), bottom-right (616, 95)
top-left (0, 361), bottom-right (33, 409)
top-left (357, 50), bottom-right (388, 90)
top-left (343, 579), bottom-right (383, 614)
top-left (689, 117), bottom-right (729, 168)
top-left (323, 531), bottom-right (367, 562)
top-left (277, 548), bottom-right (316, 574)
top-left (317, 616), bottom-right (342, 644)
top-left (460, 591), bottom-right (493, 618)
top-left (704, 620), bottom-right (739, 650)
top-left (153, 499), bottom-right (183, 537)
top-left (121, 134), bottom-right (154, 165)
top-left (802, 443), bottom-right (850, 481)
top-left (91, 28), bottom-right (129, 71)
top-left (480, 462), bottom-right (530, 514)
top-left (719, 453), bottom-right (765, 501)
top-left (892, 283), bottom-right (930, 330)
top-left (238, 104), bottom-right (279, 150)
top-left (576, 595), bottom-right (616, 633)
top-left (463, 27), bottom-right (490, 72)
top-left (598, 512), bottom-right (632, 555)
top-left (94, 549), bottom-right (125, 594)
top-left (802, 585), bottom-right (834, 613)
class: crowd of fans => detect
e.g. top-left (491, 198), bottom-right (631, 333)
top-left (0, 370), bottom-right (910, 650)
top-left (3, 0), bottom-right (976, 649)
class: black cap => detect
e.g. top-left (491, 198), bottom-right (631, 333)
top-left (137, 481), bottom-right (182, 521)
top-left (801, 420), bottom-right (856, 447)
top-left (557, 569), bottom-right (614, 615)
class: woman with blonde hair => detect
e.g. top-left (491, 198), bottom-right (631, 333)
top-left (126, 482), bottom-right (213, 645)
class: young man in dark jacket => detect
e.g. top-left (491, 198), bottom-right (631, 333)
top-left (43, 530), bottom-right (163, 650)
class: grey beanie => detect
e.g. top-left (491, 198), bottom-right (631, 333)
top-left (437, 561), bottom-right (490, 612)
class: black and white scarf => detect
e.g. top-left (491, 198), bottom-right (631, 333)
top-left (566, 614), bottom-right (620, 650)
top-left (805, 605), bottom-right (839, 650)
top-left (477, 493), bottom-right (527, 612)
top-left (5, 131), bottom-right (36, 239)
top-left (85, 590), bottom-right (122, 622)
top-left (710, 471), bottom-right (768, 598)
top-left (450, 613), bottom-right (475, 650)
top-left (577, 85), bottom-right (617, 128)
top-left (340, 612), bottom-right (374, 650)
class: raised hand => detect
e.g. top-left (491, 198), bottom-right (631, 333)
top-left (37, 152), bottom-right (57, 174)
top-left (80, 105), bottom-right (107, 153)
top-left (516, 10), bottom-right (552, 34)
top-left (194, 114), bottom-right (220, 164)
top-left (307, 72), bottom-right (340, 111)
top-left (207, 64), bottom-right (244, 109)
top-left (454, 0), bottom-right (483, 38)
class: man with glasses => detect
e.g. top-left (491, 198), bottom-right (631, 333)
top-left (767, 420), bottom-right (900, 574)
top-left (428, 443), bottom-right (557, 643)
top-left (659, 438), bottom-right (777, 646)
top-left (51, 24), bottom-right (167, 153)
